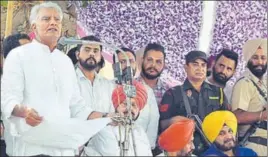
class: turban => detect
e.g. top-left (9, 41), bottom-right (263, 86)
top-left (158, 116), bottom-right (195, 152)
top-left (202, 111), bottom-right (237, 143)
top-left (243, 38), bottom-right (267, 63)
top-left (111, 81), bottom-right (147, 110)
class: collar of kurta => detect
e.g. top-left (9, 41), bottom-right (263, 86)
top-left (32, 39), bottom-right (59, 53)
top-left (183, 78), bottom-right (212, 91)
top-left (76, 66), bottom-right (100, 81)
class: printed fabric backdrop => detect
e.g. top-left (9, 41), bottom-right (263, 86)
top-left (72, 1), bottom-right (267, 85)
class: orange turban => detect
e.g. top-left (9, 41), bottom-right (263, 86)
top-left (111, 81), bottom-right (147, 110)
top-left (158, 116), bottom-right (195, 152)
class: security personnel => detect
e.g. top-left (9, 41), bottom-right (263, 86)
top-left (159, 50), bottom-right (230, 156)
top-left (231, 39), bottom-right (267, 156)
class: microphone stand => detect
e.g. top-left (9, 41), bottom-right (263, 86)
top-left (114, 48), bottom-right (137, 157)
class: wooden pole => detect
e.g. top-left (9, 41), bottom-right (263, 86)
top-left (4, 1), bottom-right (14, 38)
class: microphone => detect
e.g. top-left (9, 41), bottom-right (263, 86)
top-left (58, 37), bottom-right (101, 45)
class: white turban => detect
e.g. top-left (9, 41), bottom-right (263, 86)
top-left (242, 38), bottom-right (267, 63)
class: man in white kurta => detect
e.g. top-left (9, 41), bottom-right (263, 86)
top-left (1, 39), bottom-right (93, 156)
top-left (74, 35), bottom-right (115, 113)
top-left (1, 2), bottom-right (107, 156)
top-left (77, 68), bottom-right (115, 112)
top-left (136, 82), bottom-right (160, 148)
top-left (84, 81), bottom-right (152, 156)
top-left (112, 48), bottom-right (159, 149)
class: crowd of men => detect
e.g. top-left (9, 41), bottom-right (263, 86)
top-left (0, 2), bottom-right (267, 157)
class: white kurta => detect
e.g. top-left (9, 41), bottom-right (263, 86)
top-left (84, 124), bottom-right (152, 156)
top-left (135, 83), bottom-right (159, 149)
top-left (76, 67), bottom-right (115, 113)
top-left (1, 40), bottom-right (92, 156)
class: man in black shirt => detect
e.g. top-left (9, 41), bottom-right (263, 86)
top-left (159, 50), bottom-right (230, 155)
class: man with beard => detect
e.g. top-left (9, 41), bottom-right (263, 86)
top-left (75, 35), bottom-right (115, 113)
top-left (112, 47), bottom-right (159, 151)
top-left (202, 111), bottom-right (257, 156)
top-left (231, 38), bottom-right (267, 156)
top-left (136, 43), bottom-right (171, 156)
top-left (136, 43), bottom-right (172, 106)
top-left (160, 51), bottom-right (230, 155)
top-left (68, 46), bottom-right (105, 73)
top-left (158, 116), bottom-right (195, 156)
top-left (207, 49), bottom-right (238, 102)
top-left (83, 81), bottom-right (152, 156)
top-left (113, 47), bottom-right (137, 79)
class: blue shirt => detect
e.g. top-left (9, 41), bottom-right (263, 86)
top-left (202, 145), bottom-right (257, 156)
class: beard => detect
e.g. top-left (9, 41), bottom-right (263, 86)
top-left (141, 63), bottom-right (163, 80)
top-left (214, 138), bottom-right (236, 152)
top-left (247, 61), bottom-right (267, 78)
top-left (180, 150), bottom-right (193, 157)
top-left (212, 67), bottom-right (232, 86)
top-left (177, 149), bottom-right (194, 157)
top-left (79, 57), bottom-right (99, 71)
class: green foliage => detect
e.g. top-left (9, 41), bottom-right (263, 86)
top-left (0, 1), bottom-right (8, 8)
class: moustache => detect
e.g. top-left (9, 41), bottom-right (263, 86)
top-left (146, 67), bottom-right (159, 73)
top-left (217, 73), bottom-right (227, 79)
top-left (252, 64), bottom-right (265, 70)
top-left (224, 138), bottom-right (235, 144)
top-left (123, 111), bottom-right (135, 117)
top-left (86, 57), bottom-right (97, 63)
top-left (123, 111), bottom-right (135, 115)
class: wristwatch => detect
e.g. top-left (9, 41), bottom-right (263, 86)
top-left (102, 113), bottom-right (108, 118)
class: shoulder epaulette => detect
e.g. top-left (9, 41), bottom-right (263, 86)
top-left (236, 76), bottom-right (249, 83)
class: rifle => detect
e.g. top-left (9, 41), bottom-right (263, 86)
top-left (180, 86), bottom-right (212, 152)
top-left (238, 108), bottom-right (267, 147)
top-left (188, 114), bottom-right (212, 147)
top-left (238, 122), bottom-right (259, 147)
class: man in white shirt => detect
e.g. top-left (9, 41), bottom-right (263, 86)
top-left (75, 35), bottom-right (115, 113)
top-left (113, 48), bottom-right (160, 149)
top-left (84, 81), bottom-right (152, 156)
top-left (207, 49), bottom-right (238, 102)
top-left (1, 2), bottom-right (112, 156)
top-left (135, 43), bottom-right (171, 156)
